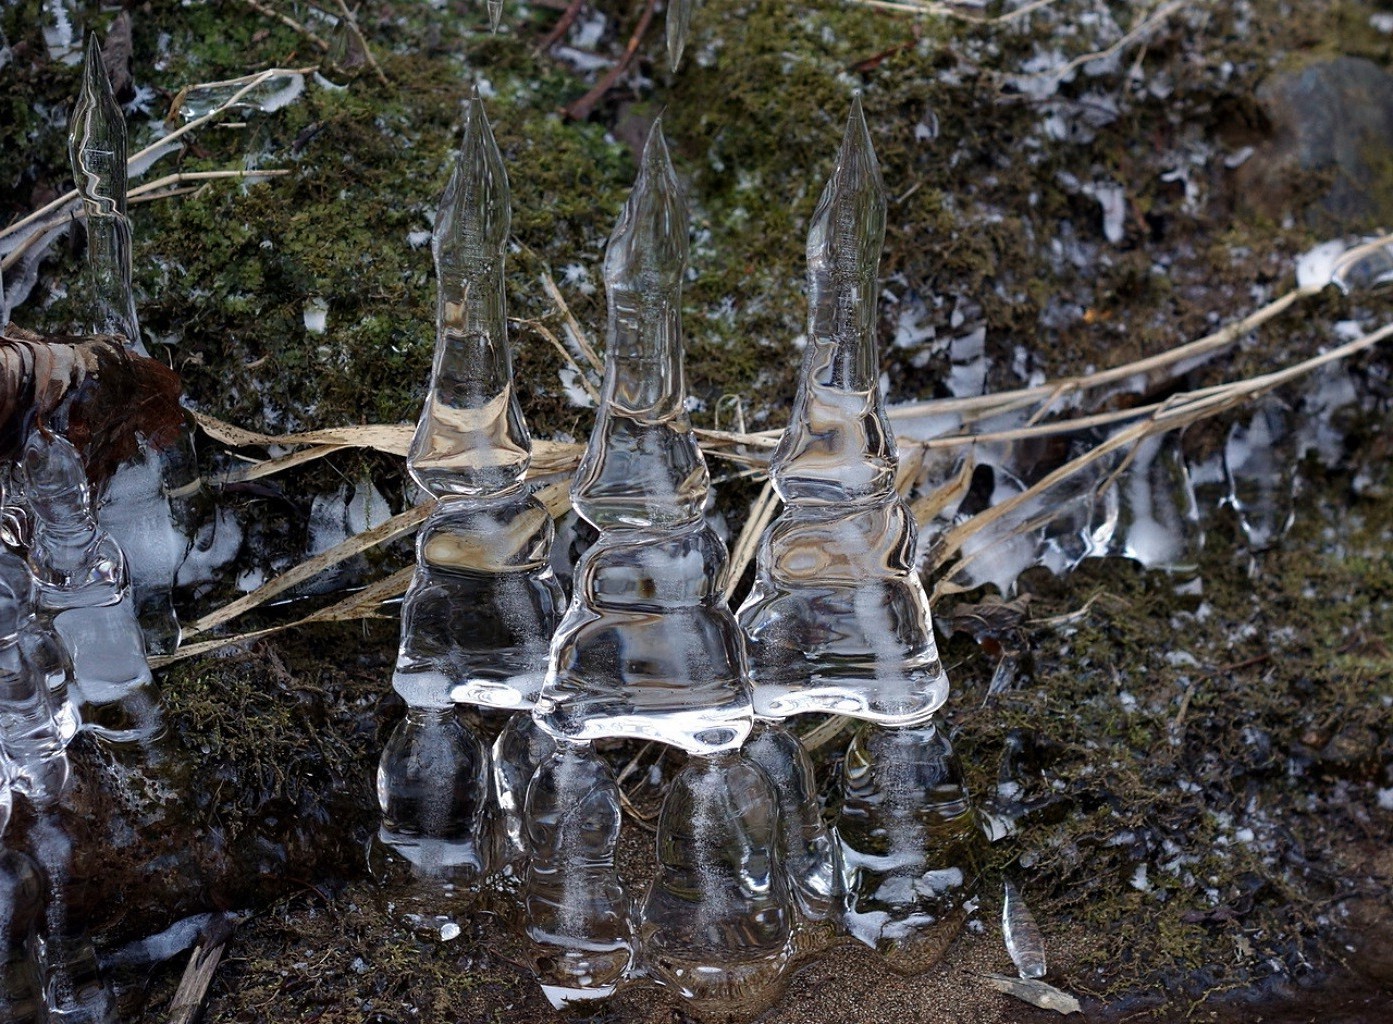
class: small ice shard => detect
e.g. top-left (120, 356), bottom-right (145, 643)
top-left (408, 88), bottom-right (531, 499)
top-left (569, 120), bottom-right (710, 531)
top-left (1224, 396), bottom-right (1297, 552)
top-left (738, 99), bottom-right (949, 726)
top-left (0, 844), bottom-right (49, 1021)
top-left (174, 72), bottom-right (306, 121)
top-left (1109, 433), bottom-right (1202, 572)
top-left (744, 719), bottom-right (844, 926)
top-left (69, 35), bottom-right (144, 355)
top-left (376, 708), bottom-right (491, 883)
top-left (22, 431), bottom-right (161, 745)
top-left (491, 712), bottom-right (556, 865)
top-left (535, 122), bottom-right (751, 755)
top-left (0, 555), bottom-right (70, 807)
top-left (1002, 879), bottom-right (1046, 979)
top-left (838, 720), bottom-right (979, 974)
top-left (639, 752), bottom-right (792, 1014)
top-left (666, 0), bottom-right (695, 69)
top-left (522, 742), bottom-right (633, 1007)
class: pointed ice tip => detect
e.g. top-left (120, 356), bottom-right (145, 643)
top-left (605, 118), bottom-right (687, 290)
top-left (487, 0), bottom-right (503, 32)
top-left (640, 118), bottom-right (671, 172)
top-left (838, 94), bottom-right (879, 177)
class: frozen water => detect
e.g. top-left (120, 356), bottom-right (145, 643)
top-left (738, 100), bottom-right (948, 726)
top-left (1109, 433), bottom-right (1202, 572)
top-left (1225, 396), bottom-right (1297, 552)
top-left (491, 712), bottom-right (556, 865)
top-left (536, 522), bottom-right (752, 754)
top-left (408, 89), bottom-right (532, 499)
top-left (0, 846), bottom-right (48, 1023)
top-left (667, 0), bottom-right (695, 69)
top-left (522, 742), bottom-right (632, 1006)
top-left (0, 560), bottom-right (70, 807)
top-left (68, 35), bottom-right (143, 354)
top-left (174, 72), bottom-right (306, 120)
top-left (838, 721), bottom-right (978, 973)
top-left (1002, 878), bottom-right (1046, 979)
top-left (744, 720), bottom-right (843, 924)
top-left (570, 121), bottom-right (710, 531)
top-left (639, 752), bottom-right (792, 1013)
top-left (391, 490), bottom-right (561, 711)
top-left (0, 551), bottom-right (78, 746)
top-left (376, 708), bottom-right (491, 883)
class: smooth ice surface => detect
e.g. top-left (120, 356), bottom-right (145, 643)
top-left (394, 490), bottom-right (561, 711)
top-left (1109, 433), bottom-right (1202, 572)
top-left (535, 522), bottom-right (753, 754)
top-left (838, 721), bottom-right (977, 973)
top-left (744, 721), bottom-right (843, 923)
top-left (523, 742), bottom-right (632, 1006)
top-left (0, 550), bottom-right (79, 746)
top-left (770, 96), bottom-right (895, 507)
top-left (23, 432), bottom-right (125, 603)
top-left (68, 35), bottom-right (143, 353)
top-left (376, 708), bottom-right (490, 882)
top-left (0, 848), bottom-right (49, 1023)
top-left (52, 604), bottom-right (160, 744)
top-left (640, 752), bottom-right (792, 1013)
top-left (1002, 878), bottom-right (1047, 979)
top-left (408, 89), bottom-right (531, 498)
top-left (174, 73), bottom-right (306, 120)
top-left (491, 713), bottom-right (556, 864)
top-left (0, 633), bottom-right (69, 807)
top-left (1225, 396), bottom-right (1297, 552)
top-left (570, 122), bottom-right (710, 531)
top-left (666, 0), bottom-right (695, 68)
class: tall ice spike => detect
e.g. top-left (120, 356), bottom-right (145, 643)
top-left (666, 0), bottom-right (695, 70)
top-left (570, 120), bottom-right (709, 531)
top-left (408, 86), bottom-right (531, 499)
top-left (736, 99), bottom-right (950, 725)
top-left (69, 34), bottom-right (144, 356)
top-left (771, 94), bottom-right (893, 505)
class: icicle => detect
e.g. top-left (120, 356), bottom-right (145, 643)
top-left (69, 35), bottom-right (144, 355)
top-left (1002, 878), bottom-right (1047, 979)
top-left (666, 0), bottom-right (695, 70)
top-left (488, 0), bottom-right (503, 33)
top-left (1225, 396), bottom-right (1297, 553)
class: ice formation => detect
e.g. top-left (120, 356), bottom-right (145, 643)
top-left (737, 99), bottom-right (950, 726)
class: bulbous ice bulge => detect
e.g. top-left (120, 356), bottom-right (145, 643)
top-left (491, 712), bottom-right (556, 865)
top-left (744, 720), bottom-right (843, 926)
top-left (837, 720), bottom-right (979, 974)
top-left (1225, 396), bottom-right (1296, 552)
top-left (771, 95), bottom-right (894, 506)
top-left (376, 708), bottom-right (491, 883)
top-left (570, 121), bottom-right (710, 531)
top-left (639, 752), bottom-right (792, 1015)
top-left (522, 741), bottom-right (632, 1008)
top-left (1109, 433), bottom-right (1202, 572)
top-left (0, 847), bottom-right (49, 1024)
top-left (69, 35), bottom-right (142, 355)
top-left (408, 88), bottom-right (531, 499)
top-left (393, 490), bottom-right (562, 712)
top-left (738, 99), bottom-right (948, 727)
top-left (535, 521), bottom-right (753, 755)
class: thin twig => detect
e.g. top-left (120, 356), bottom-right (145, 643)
top-left (331, 0), bottom-right (389, 85)
top-left (539, 271), bottom-right (603, 372)
top-left (537, 0), bottom-right (587, 53)
top-left (562, 0), bottom-right (658, 120)
top-left (847, 0), bottom-right (1067, 23)
top-left (722, 479), bottom-right (778, 602)
top-left (527, 318), bottom-right (601, 404)
top-left (238, 0), bottom-right (331, 49)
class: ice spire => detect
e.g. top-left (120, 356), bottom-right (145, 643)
top-left (487, 0), bottom-right (503, 32)
top-left (771, 94), bottom-right (893, 506)
top-left (570, 120), bottom-right (709, 531)
top-left (737, 99), bottom-right (949, 726)
top-left (68, 34), bottom-right (143, 356)
top-left (408, 86), bottom-right (530, 499)
top-left (666, 0), bottom-right (695, 70)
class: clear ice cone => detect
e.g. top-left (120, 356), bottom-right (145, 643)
top-left (639, 751), bottom-right (792, 1014)
top-left (837, 720), bottom-right (979, 974)
top-left (570, 121), bottom-right (710, 531)
top-left (393, 491), bottom-right (562, 712)
top-left (523, 741), bottom-right (633, 1007)
top-left (408, 89), bottom-right (531, 499)
top-left (69, 34), bottom-right (142, 354)
top-left (666, 0), bottom-right (695, 69)
top-left (535, 521), bottom-right (752, 754)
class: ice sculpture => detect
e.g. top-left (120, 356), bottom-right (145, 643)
top-left (0, 553), bottom-right (70, 806)
top-left (737, 98), bottom-right (949, 726)
top-left (534, 122), bottom-right (753, 755)
top-left (837, 720), bottom-right (978, 973)
top-left (522, 742), bottom-right (633, 1007)
top-left (380, 91), bottom-right (560, 872)
top-left (69, 35), bottom-right (143, 355)
top-left (744, 720), bottom-right (843, 926)
top-left (639, 752), bottom-right (792, 1014)
top-left (22, 431), bottom-right (160, 745)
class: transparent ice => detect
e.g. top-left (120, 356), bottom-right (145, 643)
top-left (666, 0), bottom-right (695, 69)
top-left (737, 98), bottom-right (948, 726)
top-left (22, 432), bottom-right (160, 745)
top-left (744, 720), bottom-right (843, 925)
top-left (837, 720), bottom-right (978, 974)
top-left (69, 35), bottom-right (143, 355)
top-left (535, 123), bottom-right (751, 755)
top-left (491, 712), bottom-right (556, 865)
top-left (408, 88), bottom-right (530, 500)
top-left (0, 555), bottom-right (70, 807)
top-left (376, 708), bottom-right (490, 883)
top-left (1108, 433), bottom-right (1202, 572)
top-left (0, 845), bottom-right (48, 1024)
top-left (0, 551), bottom-right (78, 747)
top-left (639, 752), bottom-right (792, 1014)
top-left (522, 741), bottom-right (632, 1007)
top-left (1002, 878), bottom-right (1047, 979)
top-left (1225, 396), bottom-right (1297, 552)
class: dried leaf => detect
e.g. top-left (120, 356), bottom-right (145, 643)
top-left (982, 974), bottom-right (1081, 1015)
top-left (949, 595), bottom-right (1032, 644)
